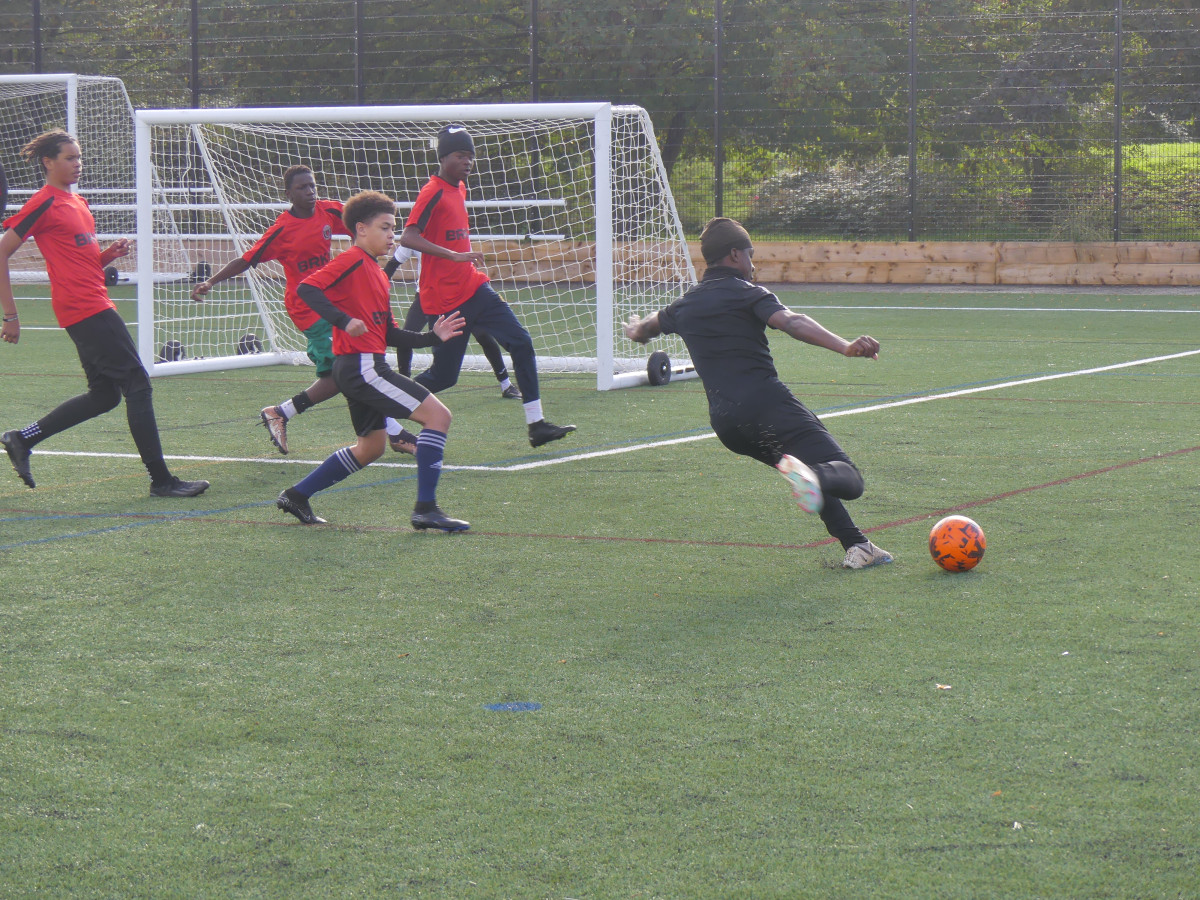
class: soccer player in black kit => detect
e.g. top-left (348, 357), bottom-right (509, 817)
top-left (623, 217), bottom-right (893, 569)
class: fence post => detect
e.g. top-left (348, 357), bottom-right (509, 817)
top-left (355, 0), bottom-right (365, 105)
top-left (530, 0), bottom-right (540, 102)
top-left (32, 0), bottom-right (42, 73)
top-left (714, 0), bottom-right (723, 218)
top-left (190, 0), bottom-right (200, 107)
top-left (907, 0), bottom-right (917, 241)
top-left (1113, 0), bottom-right (1123, 242)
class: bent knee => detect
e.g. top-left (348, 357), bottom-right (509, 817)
top-left (91, 384), bottom-right (124, 412)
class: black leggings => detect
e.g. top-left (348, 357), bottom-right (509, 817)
top-left (31, 309), bottom-right (172, 484)
top-left (712, 393), bottom-right (867, 550)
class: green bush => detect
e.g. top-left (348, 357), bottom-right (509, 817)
top-left (744, 156), bottom-right (910, 238)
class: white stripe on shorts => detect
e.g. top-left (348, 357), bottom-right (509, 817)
top-left (358, 354), bottom-right (424, 411)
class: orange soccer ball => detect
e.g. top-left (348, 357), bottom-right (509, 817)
top-left (929, 515), bottom-right (986, 572)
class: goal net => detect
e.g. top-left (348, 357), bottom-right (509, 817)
top-left (134, 102), bottom-right (695, 389)
top-left (0, 74), bottom-right (136, 282)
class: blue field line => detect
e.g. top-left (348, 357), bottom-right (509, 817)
top-left (0, 507), bottom-right (215, 551)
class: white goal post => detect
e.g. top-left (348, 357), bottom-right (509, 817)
top-left (0, 74), bottom-right (137, 282)
top-left (134, 102), bottom-right (696, 390)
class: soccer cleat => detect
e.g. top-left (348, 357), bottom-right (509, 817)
top-left (150, 477), bottom-right (210, 498)
top-left (842, 541), bottom-right (894, 570)
top-left (411, 506), bottom-right (470, 533)
top-left (276, 487), bottom-right (326, 525)
top-left (528, 419), bottom-right (576, 448)
top-left (389, 428), bottom-right (418, 455)
top-left (776, 453), bottom-right (823, 514)
top-left (260, 405), bottom-right (288, 455)
top-left (500, 383), bottom-right (523, 400)
top-left (1, 430), bottom-right (35, 488)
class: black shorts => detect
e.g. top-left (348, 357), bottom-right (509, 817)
top-left (332, 353), bottom-right (431, 437)
top-left (710, 388), bottom-right (852, 469)
top-left (64, 308), bottom-right (151, 396)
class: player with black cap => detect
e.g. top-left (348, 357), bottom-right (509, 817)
top-left (623, 217), bottom-right (892, 570)
top-left (399, 124), bottom-right (576, 448)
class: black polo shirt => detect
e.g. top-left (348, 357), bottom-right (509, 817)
top-left (657, 265), bottom-right (789, 408)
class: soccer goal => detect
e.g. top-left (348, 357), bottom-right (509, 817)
top-left (0, 74), bottom-right (137, 282)
top-left (134, 102), bottom-right (696, 389)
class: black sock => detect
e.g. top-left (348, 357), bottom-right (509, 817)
top-left (292, 391), bottom-right (316, 415)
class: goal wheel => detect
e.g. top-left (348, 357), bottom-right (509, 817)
top-left (647, 350), bottom-right (672, 386)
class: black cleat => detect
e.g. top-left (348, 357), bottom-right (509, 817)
top-left (501, 383), bottom-right (523, 400)
top-left (411, 506), bottom-right (470, 533)
top-left (1, 430), bottom-right (35, 488)
top-left (277, 487), bottom-right (326, 524)
top-left (150, 477), bottom-right (210, 498)
top-left (528, 419), bottom-right (576, 448)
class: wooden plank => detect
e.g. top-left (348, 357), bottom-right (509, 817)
top-left (996, 263), bottom-right (1200, 286)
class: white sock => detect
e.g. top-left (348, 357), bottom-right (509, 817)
top-left (278, 399), bottom-right (297, 420)
top-left (499, 377), bottom-right (513, 391)
top-left (385, 417), bottom-right (402, 437)
top-left (523, 399), bottom-right (543, 425)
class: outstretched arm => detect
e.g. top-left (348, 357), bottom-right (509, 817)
top-left (385, 310), bottom-right (465, 349)
top-left (767, 308), bottom-right (879, 359)
top-left (623, 311), bottom-right (663, 344)
top-left (191, 256), bottom-right (252, 302)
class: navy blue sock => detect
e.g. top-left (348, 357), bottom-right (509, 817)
top-left (294, 447), bottom-right (362, 497)
top-left (414, 429), bottom-right (446, 504)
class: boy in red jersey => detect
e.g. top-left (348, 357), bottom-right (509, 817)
top-left (0, 131), bottom-right (209, 497)
top-left (193, 164), bottom-right (414, 455)
top-left (275, 190), bottom-right (469, 532)
top-left (399, 125), bottom-right (576, 448)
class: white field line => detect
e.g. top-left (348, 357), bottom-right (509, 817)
top-left (30, 348), bottom-right (1200, 473)
top-left (798, 305), bottom-right (1200, 314)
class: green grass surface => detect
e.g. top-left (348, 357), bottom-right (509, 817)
top-left (2, 288), bottom-right (1199, 898)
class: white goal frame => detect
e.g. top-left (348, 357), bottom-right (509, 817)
top-left (134, 102), bottom-right (696, 390)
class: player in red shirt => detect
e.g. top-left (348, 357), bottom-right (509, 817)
top-left (399, 125), bottom-right (576, 449)
top-left (192, 165), bottom-right (414, 455)
top-left (274, 190), bottom-right (470, 532)
top-left (0, 130), bottom-right (209, 497)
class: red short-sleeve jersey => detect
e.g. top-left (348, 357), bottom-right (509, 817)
top-left (3, 185), bottom-right (116, 328)
top-left (300, 245), bottom-right (394, 355)
top-left (242, 199), bottom-right (350, 331)
top-left (405, 175), bottom-right (489, 316)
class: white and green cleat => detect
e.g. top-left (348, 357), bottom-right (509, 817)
top-left (776, 453), bottom-right (823, 514)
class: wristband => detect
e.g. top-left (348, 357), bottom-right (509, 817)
top-left (2, 314), bottom-right (18, 323)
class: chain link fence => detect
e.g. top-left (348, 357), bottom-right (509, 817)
top-left (2, 1), bottom-right (1197, 240)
